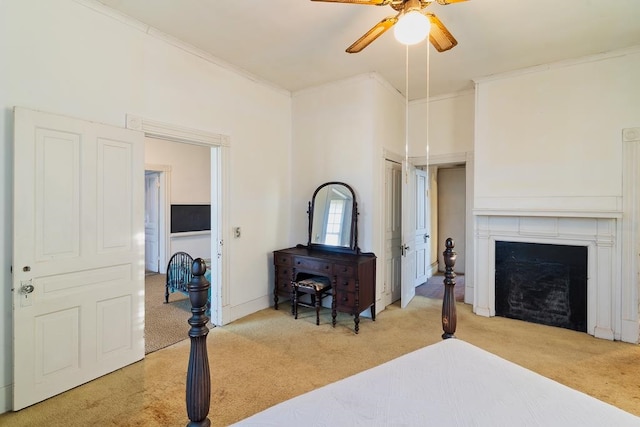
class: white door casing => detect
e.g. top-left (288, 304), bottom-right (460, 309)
top-left (385, 161), bottom-right (402, 303)
top-left (414, 169), bottom-right (429, 286)
top-left (13, 108), bottom-right (145, 410)
top-left (126, 114), bottom-right (229, 326)
top-left (145, 172), bottom-right (160, 272)
top-left (401, 161), bottom-right (417, 308)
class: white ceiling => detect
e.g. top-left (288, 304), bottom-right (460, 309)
top-left (97, 0), bottom-right (640, 100)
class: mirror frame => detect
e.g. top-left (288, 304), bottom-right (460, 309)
top-left (307, 181), bottom-right (359, 253)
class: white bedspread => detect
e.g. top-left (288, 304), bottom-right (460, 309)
top-left (232, 339), bottom-right (639, 426)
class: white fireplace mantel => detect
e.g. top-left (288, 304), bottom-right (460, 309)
top-left (473, 214), bottom-right (621, 341)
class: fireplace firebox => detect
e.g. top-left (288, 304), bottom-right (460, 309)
top-left (495, 241), bottom-right (587, 332)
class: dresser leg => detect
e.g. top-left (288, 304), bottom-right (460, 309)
top-left (354, 314), bottom-right (360, 334)
top-left (331, 283), bottom-right (337, 327)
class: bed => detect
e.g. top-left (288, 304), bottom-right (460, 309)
top-left (232, 337), bottom-right (638, 426)
top-left (166, 251), bottom-right (211, 315)
top-left (228, 239), bottom-right (639, 426)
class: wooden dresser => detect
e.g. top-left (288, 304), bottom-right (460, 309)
top-left (273, 246), bottom-right (376, 333)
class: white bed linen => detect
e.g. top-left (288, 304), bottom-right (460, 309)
top-left (232, 339), bottom-right (639, 426)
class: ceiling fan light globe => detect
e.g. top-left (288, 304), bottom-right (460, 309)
top-left (394, 11), bottom-right (431, 45)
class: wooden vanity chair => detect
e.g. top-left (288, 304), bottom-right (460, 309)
top-left (292, 276), bottom-right (333, 325)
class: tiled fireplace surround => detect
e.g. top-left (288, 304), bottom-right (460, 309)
top-left (474, 214), bottom-right (620, 340)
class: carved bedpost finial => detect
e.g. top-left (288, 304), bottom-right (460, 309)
top-left (186, 258), bottom-right (211, 427)
top-left (442, 238), bottom-right (457, 340)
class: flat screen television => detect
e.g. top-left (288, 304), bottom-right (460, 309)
top-left (170, 204), bottom-right (211, 233)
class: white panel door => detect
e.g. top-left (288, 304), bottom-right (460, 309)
top-left (414, 169), bottom-right (430, 286)
top-left (145, 172), bottom-right (160, 272)
top-left (401, 161), bottom-right (416, 308)
top-left (13, 107), bottom-right (145, 410)
top-left (385, 161), bottom-right (402, 303)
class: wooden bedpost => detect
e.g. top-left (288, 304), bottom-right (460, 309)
top-left (442, 238), bottom-right (457, 340)
top-left (186, 258), bottom-right (211, 427)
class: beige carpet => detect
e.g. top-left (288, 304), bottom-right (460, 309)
top-left (145, 273), bottom-right (193, 354)
top-left (1, 297), bottom-right (639, 426)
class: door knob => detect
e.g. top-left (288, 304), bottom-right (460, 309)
top-left (20, 282), bottom-right (34, 294)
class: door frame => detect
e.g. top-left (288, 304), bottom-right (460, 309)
top-left (382, 150), bottom-right (404, 308)
top-left (127, 115), bottom-right (230, 326)
top-left (384, 159), bottom-right (402, 304)
top-left (412, 151), bottom-right (474, 305)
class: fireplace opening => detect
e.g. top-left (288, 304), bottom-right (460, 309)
top-left (495, 241), bottom-right (587, 332)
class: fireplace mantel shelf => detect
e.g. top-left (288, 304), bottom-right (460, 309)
top-left (473, 208), bottom-right (622, 219)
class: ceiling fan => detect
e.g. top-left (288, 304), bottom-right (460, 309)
top-left (311, 0), bottom-right (467, 53)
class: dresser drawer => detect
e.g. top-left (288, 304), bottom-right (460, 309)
top-left (334, 263), bottom-right (355, 278)
top-left (274, 253), bottom-right (292, 267)
top-left (334, 277), bottom-right (356, 293)
top-left (335, 290), bottom-right (356, 312)
top-left (277, 266), bottom-right (293, 282)
top-left (275, 275), bottom-right (292, 294)
top-left (293, 257), bottom-right (332, 275)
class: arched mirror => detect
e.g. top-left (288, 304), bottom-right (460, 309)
top-left (307, 182), bottom-right (359, 253)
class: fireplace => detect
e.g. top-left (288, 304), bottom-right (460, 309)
top-left (495, 241), bottom-right (587, 332)
top-left (474, 215), bottom-right (619, 340)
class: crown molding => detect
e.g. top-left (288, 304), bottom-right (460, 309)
top-left (473, 45), bottom-right (640, 86)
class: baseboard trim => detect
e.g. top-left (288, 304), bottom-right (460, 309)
top-left (0, 383), bottom-right (11, 414)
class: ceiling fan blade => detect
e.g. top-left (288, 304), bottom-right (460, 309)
top-left (433, 0), bottom-right (468, 5)
top-left (311, 0), bottom-right (392, 5)
top-left (346, 15), bottom-right (399, 53)
top-left (426, 12), bottom-right (458, 52)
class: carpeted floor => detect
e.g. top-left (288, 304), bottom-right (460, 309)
top-left (2, 295), bottom-right (639, 426)
top-left (144, 273), bottom-right (192, 354)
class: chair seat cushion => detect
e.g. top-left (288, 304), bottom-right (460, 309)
top-left (296, 276), bottom-right (332, 292)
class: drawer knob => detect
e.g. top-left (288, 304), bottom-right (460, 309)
top-left (342, 296), bottom-right (348, 302)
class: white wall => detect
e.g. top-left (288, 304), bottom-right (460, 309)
top-left (291, 73), bottom-right (405, 308)
top-left (145, 137), bottom-right (211, 204)
top-left (0, 0), bottom-right (291, 412)
top-left (145, 137), bottom-right (212, 259)
top-left (409, 91), bottom-right (475, 158)
top-left (474, 49), bottom-right (640, 213)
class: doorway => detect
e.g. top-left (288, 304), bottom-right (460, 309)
top-left (143, 137), bottom-right (215, 352)
top-left (128, 114), bottom-right (229, 328)
top-left (145, 171), bottom-right (161, 273)
top-left (413, 162), bottom-right (467, 302)
top-left (437, 165), bottom-right (466, 275)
